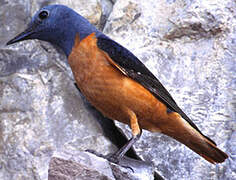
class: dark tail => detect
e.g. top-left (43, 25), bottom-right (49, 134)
top-left (188, 135), bottom-right (228, 164)
top-left (164, 116), bottom-right (228, 164)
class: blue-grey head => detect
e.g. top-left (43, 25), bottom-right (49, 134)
top-left (7, 5), bottom-right (99, 56)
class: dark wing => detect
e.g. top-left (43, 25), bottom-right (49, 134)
top-left (97, 34), bottom-right (216, 145)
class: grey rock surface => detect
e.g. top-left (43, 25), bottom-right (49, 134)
top-left (0, 0), bottom-right (235, 180)
top-left (110, 157), bottom-right (154, 180)
top-left (48, 151), bottom-right (115, 180)
top-left (48, 150), bottom-right (155, 180)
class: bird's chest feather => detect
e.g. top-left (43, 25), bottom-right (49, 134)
top-left (68, 33), bottom-right (110, 84)
top-left (68, 33), bottom-right (127, 113)
top-left (68, 33), bottom-right (169, 129)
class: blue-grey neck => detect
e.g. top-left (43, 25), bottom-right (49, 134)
top-left (53, 12), bottom-right (101, 57)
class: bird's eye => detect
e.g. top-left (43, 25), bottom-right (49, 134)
top-left (38, 10), bottom-right (49, 20)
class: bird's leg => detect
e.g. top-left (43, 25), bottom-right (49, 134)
top-left (108, 110), bottom-right (142, 164)
top-left (107, 133), bottom-right (142, 164)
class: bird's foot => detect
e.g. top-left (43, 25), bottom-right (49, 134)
top-left (105, 153), bottom-right (120, 164)
top-left (106, 153), bottom-right (134, 172)
top-left (85, 149), bottom-right (134, 172)
top-left (85, 149), bottom-right (121, 164)
top-left (85, 149), bottom-right (106, 158)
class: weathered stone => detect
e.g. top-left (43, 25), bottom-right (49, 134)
top-left (48, 151), bottom-right (115, 180)
top-left (110, 157), bottom-right (154, 180)
top-left (0, 0), bottom-right (235, 180)
top-left (48, 150), bottom-right (155, 180)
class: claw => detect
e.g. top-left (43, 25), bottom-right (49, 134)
top-left (85, 149), bottom-right (134, 171)
top-left (85, 149), bottom-right (105, 158)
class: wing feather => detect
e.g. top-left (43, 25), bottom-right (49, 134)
top-left (97, 34), bottom-right (216, 145)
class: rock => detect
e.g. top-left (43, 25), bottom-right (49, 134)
top-left (110, 157), bottom-right (154, 180)
top-left (0, 0), bottom-right (235, 180)
top-left (48, 150), bottom-right (155, 180)
top-left (99, 0), bottom-right (114, 30)
top-left (48, 151), bottom-right (115, 180)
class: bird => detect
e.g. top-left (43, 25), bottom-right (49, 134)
top-left (7, 4), bottom-right (228, 164)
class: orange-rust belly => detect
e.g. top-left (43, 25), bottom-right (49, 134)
top-left (68, 34), bottom-right (170, 132)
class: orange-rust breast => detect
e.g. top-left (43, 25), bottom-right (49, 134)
top-left (68, 33), bottom-right (172, 132)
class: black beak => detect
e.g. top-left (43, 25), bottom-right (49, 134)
top-left (6, 27), bottom-right (35, 45)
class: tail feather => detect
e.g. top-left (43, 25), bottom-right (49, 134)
top-left (189, 136), bottom-right (228, 164)
top-left (163, 115), bottom-right (229, 164)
